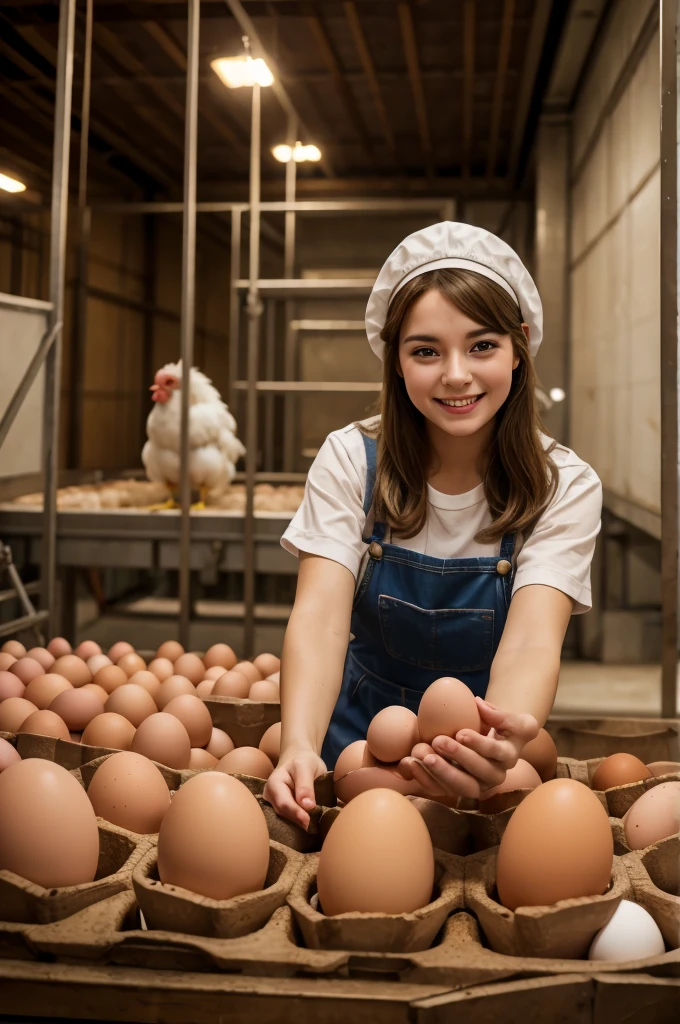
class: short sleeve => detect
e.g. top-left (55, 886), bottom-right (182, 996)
top-left (511, 462), bottom-right (603, 614)
top-left (280, 430), bottom-right (368, 577)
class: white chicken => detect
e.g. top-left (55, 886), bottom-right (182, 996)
top-left (142, 361), bottom-right (245, 508)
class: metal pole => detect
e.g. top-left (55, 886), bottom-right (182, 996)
top-left (42, 0), bottom-right (76, 638)
top-left (659, 0), bottom-right (679, 718)
top-left (263, 298), bottom-right (275, 469)
top-left (178, 0), bottom-right (200, 649)
top-left (243, 79), bottom-right (263, 658)
top-left (228, 208), bottom-right (242, 415)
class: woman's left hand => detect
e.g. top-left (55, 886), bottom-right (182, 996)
top-left (399, 696), bottom-right (540, 801)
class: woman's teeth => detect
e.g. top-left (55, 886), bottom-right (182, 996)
top-left (438, 395), bottom-right (483, 407)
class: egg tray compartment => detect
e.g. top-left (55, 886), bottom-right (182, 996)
top-left (621, 835), bottom-right (680, 951)
top-left (76, 751), bottom-right (205, 794)
top-left (546, 716), bottom-right (680, 763)
top-left (202, 694), bottom-right (280, 748)
top-left (0, 730), bottom-right (134, 772)
top-left (563, 757), bottom-right (680, 819)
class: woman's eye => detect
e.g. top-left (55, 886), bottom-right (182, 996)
top-left (472, 340), bottom-right (497, 352)
top-left (413, 347), bottom-right (437, 357)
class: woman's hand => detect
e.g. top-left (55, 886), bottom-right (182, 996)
top-left (399, 696), bottom-right (540, 802)
top-left (262, 747), bottom-right (327, 830)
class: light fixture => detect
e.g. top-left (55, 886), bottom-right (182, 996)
top-left (0, 172), bottom-right (26, 194)
top-left (210, 54), bottom-right (274, 89)
top-left (549, 387), bottom-right (566, 402)
top-left (272, 141), bottom-right (322, 163)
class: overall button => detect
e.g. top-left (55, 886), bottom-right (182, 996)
top-left (369, 541), bottom-right (383, 560)
top-left (496, 559), bottom-right (512, 575)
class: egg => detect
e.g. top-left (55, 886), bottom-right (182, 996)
top-left (647, 761), bottom-right (680, 777)
top-left (0, 671), bottom-right (25, 700)
top-left (157, 675), bottom-right (195, 709)
top-left (496, 778), bottom-right (613, 911)
top-left (203, 666), bottom-right (227, 681)
top-left (2, 640), bottom-right (25, 658)
top-left (147, 658), bottom-right (175, 682)
top-left (81, 711), bottom-right (136, 750)
top-left (24, 673), bottom-right (73, 710)
top-left (48, 688), bottom-right (104, 731)
top-left (188, 748), bottom-right (219, 769)
top-left (317, 788), bottom-right (435, 916)
top-left (520, 728), bottom-right (558, 782)
top-left (18, 709), bottom-right (71, 741)
top-left (588, 899), bottom-right (666, 961)
top-left (367, 706), bottom-right (419, 763)
top-left (163, 694), bottom-right (212, 747)
top-left (248, 680), bottom-right (280, 703)
top-left (0, 696), bottom-right (39, 732)
top-left (478, 759), bottom-right (542, 814)
top-left (195, 679), bottom-right (215, 698)
top-left (417, 677), bottom-right (481, 745)
top-left (156, 640), bottom-right (184, 662)
top-left (623, 782), bottom-right (680, 850)
top-left (0, 653), bottom-right (17, 672)
top-left (86, 654), bottom-right (113, 675)
top-left (87, 751), bottom-right (171, 833)
top-left (267, 671), bottom-right (280, 684)
top-left (0, 737), bottom-right (20, 772)
top-left (216, 746), bottom-right (274, 779)
top-left (259, 721), bottom-right (281, 764)
top-left (212, 670), bottom-right (250, 699)
top-left (25, 647), bottom-right (55, 671)
top-left (173, 653), bottom-right (205, 685)
top-left (334, 740), bottom-right (419, 802)
top-left (127, 671), bottom-right (162, 705)
top-left (104, 684), bottom-right (157, 726)
top-left (252, 652), bottom-right (280, 678)
top-left (205, 727), bottom-right (235, 759)
top-left (0, 759), bottom-right (99, 887)
top-left (203, 644), bottom-right (237, 671)
top-left (81, 682), bottom-right (110, 705)
top-left (93, 664), bottom-right (128, 694)
top-left (74, 640), bottom-right (102, 660)
top-left (130, 712), bottom-right (191, 769)
top-left (157, 772), bottom-right (269, 899)
top-left (232, 661), bottom-right (261, 685)
top-left (47, 637), bottom-right (72, 658)
top-left (108, 641), bottom-right (135, 662)
top-left (592, 753), bottom-right (652, 791)
top-left (116, 652), bottom-right (147, 678)
top-left (9, 657), bottom-right (45, 686)
top-left (51, 655), bottom-right (92, 688)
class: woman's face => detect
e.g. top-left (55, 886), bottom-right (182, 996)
top-left (397, 288), bottom-right (523, 441)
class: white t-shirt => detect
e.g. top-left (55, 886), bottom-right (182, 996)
top-left (281, 416), bottom-right (603, 614)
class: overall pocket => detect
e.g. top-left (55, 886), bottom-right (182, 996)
top-left (378, 594), bottom-right (494, 673)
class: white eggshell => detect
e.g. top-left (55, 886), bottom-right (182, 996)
top-left (588, 899), bottom-right (666, 961)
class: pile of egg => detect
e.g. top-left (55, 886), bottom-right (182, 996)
top-left (0, 638), bottom-right (282, 779)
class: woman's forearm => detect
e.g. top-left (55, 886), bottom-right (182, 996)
top-left (485, 644), bottom-right (560, 728)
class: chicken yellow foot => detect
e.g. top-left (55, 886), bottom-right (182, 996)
top-left (147, 497), bottom-right (179, 512)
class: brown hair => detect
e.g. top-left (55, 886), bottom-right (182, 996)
top-left (364, 268), bottom-right (558, 545)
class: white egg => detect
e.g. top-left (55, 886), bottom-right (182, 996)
top-left (588, 899), bottom-right (666, 961)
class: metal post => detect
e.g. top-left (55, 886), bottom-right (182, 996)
top-left (228, 208), bottom-right (242, 415)
top-left (178, 0), bottom-right (200, 649)
top-left (659, 0), bottom-right (679, 718)
top-left (263, 298), bottom-right (276, 469)
top-left (283, 116), bottom-right (297, 474)
top-left (243, 79), bottom-right (263, 658)
top-left (42, 0), bottom-right (76, 637)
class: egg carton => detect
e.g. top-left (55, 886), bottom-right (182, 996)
top-left (621, 835), bottom-right (680, 950)
top-left (0, 729), bottom-right (129, 771)
top-left (545, 716), bottom-right (680, 763)
top-left (132, 840), bottom-right (302, 938)
top-left (202, 694), bottom-right (280, 748)
top-left (562, 757), bottom-right (680, 819)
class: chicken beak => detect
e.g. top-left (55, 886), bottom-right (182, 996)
top-left (150, 384), bottom-right (160, 392)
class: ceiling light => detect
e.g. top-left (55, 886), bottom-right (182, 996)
top-left (272, 141), bottom-right (322, 163)
top-left (549, 387), bottom-right (566, 402)
top-left (210, 55), bottom-right (274, 89)
top-left (0, 172), bottom-right (26, 194)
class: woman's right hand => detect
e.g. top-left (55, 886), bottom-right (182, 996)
top-left (263, 748), bottom-right (327, 830)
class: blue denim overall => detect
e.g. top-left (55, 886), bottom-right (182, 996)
top-left (321, 433), bottom-right (516, 769)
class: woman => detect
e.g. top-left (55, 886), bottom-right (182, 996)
top-left (264, 222), bottom-right (602, 828)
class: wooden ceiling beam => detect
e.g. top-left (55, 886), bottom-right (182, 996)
top-left (343, 1), bottom-right (399, 169)
top-left (462, 0), bottom-right (475, 179)
top-left (487, 0), bottom-right (514, 178)
top-left (397, 1), bottom-right (434, 179)
top-left (507, 0), bottom-right (552, 183)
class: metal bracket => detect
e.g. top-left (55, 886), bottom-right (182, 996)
top-left (0, 540), bottom-right (47, 643)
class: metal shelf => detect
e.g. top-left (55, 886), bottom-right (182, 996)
top-left (290, 319), bottom-right (365, 331)
top-left (233, 380), bottom-right (381, 393)
top-left (235, 279), bottom-right (374, 296)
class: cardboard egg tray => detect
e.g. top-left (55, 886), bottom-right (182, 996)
top-left (202, 694), bottom-right (281, 747)
top-left (621, 835), bottom-right (680, 950)
top-left (562, 757), bottom-right (680, 818)
top-left (546, 716), bottom-right (680, 763)
top-left (0, 729), bottom-right (128, 771)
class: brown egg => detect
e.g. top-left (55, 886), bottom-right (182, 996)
top-left (204, 665), bottom-right (227, 681)
top-left (478, 759), bottom-right (542, 814)
top-left (253, 652), bottom-right (280, 678)
top-left (647, 761), bottom-right (680, 777)
top-left (157, 675), bottom-right (195, 709)
top-left (173, 653), bottom-right (204, 685)
top-left (131, 712), bottom-right (191, 769)
top-left (0, 759), bottom-right (99, 887)
top-left (248, 680), bottom-right (280, 703)
top-left (334, 739), bottom-right (419, 802)
top-left (25, 647), bottom-right (55, 671)
top-left (157, 772), bottom-right (269, 900)
top-left (520, 728), bottom-right (558, 782)
top-left (18, 709), bottom-right (71, 741)
top-left (164, 694), bottom-right (213, 747)
top-left (0, 671), bottom-right (25, 701)
top-left (232, 661), bottom-right (261, 685)
top-left (156, 640), bottom-right (184, 662)
top-left (87, 751), bottom-right (171, 833)
top-left (104, 684), bottom-right (157, 726)
top-left (367, 706), bottom-right (419, 763)
top-left (127, 671), bottom-right (162, 705)
top-left (81, 682), bottom-right (109, 704)
top-left (0, 737), bottom-right (21, 772)
top-left (189, 747), bottom-right (219, 769)
top-left (592, 753), bottom-right (652, 792)
top-left (267, 671), bottom-right (280, 684)
top-left (51, 655), bottom-right (92, 688)
top-left (116, 652), bottom-right (147, 678)
top-left (196, 679), bottom-right (215, 698)
top-left (418, 677), bottom-right (481, 745)
top-left (147, 657), bottom-right (174, 682)
top-left (0, 696), bottom-right (39, 732)
top-left (93, 664), bottom-right (128, 694)
top-left (496, 779), bottom-right (613, 911)
top-left (0, 653), bottom-right (17, 671)
top-left (74, 640), bottom-right (102, 660)
top-left (48, 688), bottom-right (104, 731)
top-left (9, 657), bottom-right (45, 686)
top-left (203, 643), bottom-right (237, 671)
top-left (47, 637), bottom-right (72, 658)
top-left (212, 670), bottom-right (250, 699)
top-left (317, 788), bottom-right (435, 916)
top-left (623, 782), bottom-right (680, 850)
top-left (216, 746), bottom-right (274, 780)
top-left (24, 673), bottom-right (73, 710)
top-left (108, 641), bottom-right (135, 662)
top-left (258, 721), bottom-right (281, 764)
top-left (205, 727), bottom-right (235, 759)
top-left (86, 654), bottom-right (112, 676)
top-left (1, 640), bottom-right (25, 658)
top-left (81, 712), bottom-right (136, 751)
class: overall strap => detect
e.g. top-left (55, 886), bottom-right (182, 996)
top-left (361, 433), bottom-right (387, 542)
top-left (499, 531), bottom-right (516, 562)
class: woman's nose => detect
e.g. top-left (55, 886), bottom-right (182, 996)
top-left (441, 353), bottom-right (472, 386)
